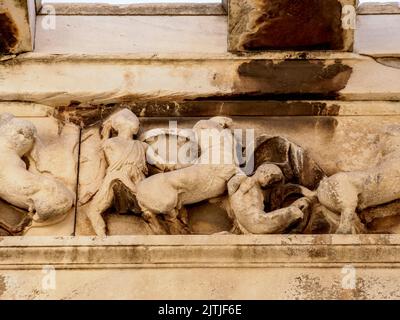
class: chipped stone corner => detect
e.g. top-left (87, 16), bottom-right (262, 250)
top-left (0, 0), bottom-right (36, 54)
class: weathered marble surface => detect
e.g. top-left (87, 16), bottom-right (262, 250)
top-left (228, 0), bottom-right (356, 52)
top-left (2, 235), bottom-right (400, 299)
top-left (3, 54), bottom-right (400, 106)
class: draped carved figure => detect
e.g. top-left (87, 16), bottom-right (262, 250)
top-left (85, 109), bottom-right (149, 236)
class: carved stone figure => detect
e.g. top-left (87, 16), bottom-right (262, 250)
top-left (314, 155), bottom-right (400, 234)
top-left (0, 113), bottom-right (75, 228)
top-left (85, 109), bottom-right (149, 236)
top-left (227, 163), bottom-right (308, 234)
top-left (135, 117), bottom-right (241, 234)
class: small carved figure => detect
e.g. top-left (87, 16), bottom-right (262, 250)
top-left (227, 163), bottom-right (308, 234)
top-left (136, 117), bottom-right (241, 234)
top-left (86, 109), bottom-right (149, 236)
top-left (0, 113), bottom-right (75, 225)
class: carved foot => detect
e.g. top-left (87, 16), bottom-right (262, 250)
top-left (335, 222), bottom-right (354, 234)
top-left (286, 206), bottom-right (304, 222)
top-left (353, 215), bottom-right (368, 234)
top-left (165, 217), bottom-right (190, 235)
top-left (142, 210), bottom-right (168, 235)
top-left (336, 213), bottom-right (366, 235)
top-left (87, 211), bottom-right (107, 236)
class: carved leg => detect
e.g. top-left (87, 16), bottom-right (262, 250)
top-left (353, 212), bottom-right (367, 234)
top-left (178, 207), bottom-right (189, 227)
top-left (87, 176), bottom-right (128, 236)
top-left (237, 206), bottom-right (303, 234)
top-left (87, 209), bottom-right (107, 236)
top-left (318, 175), bottom-right (364, 234)
top-left (87, 186), bottom-right (114, 236)
top-left (142, 209), bottom-right (168, 235)
top-left (335, 192), bottom-right (364, 234)
top-left (336, 207), bottom-right (361, 234)
top-left (165, 209), bottom-right (190, 235)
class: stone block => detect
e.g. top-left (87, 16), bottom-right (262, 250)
top-left (2, 235), bottom-right (400, 299)
top-left (228, 0), bottom-right (357, 52)
top-left (0, 0), bottom-right (36, 54)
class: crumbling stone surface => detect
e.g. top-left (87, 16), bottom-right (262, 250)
top-left (228, 0), bottom-right (356, 52)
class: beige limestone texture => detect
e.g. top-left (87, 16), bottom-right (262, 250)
top-left (358, 2), bottom-right (400, 15)
top-left (31, 13), bottom-right (398, 57)
top-left (35, 15), bottom-right (227, 55)
top-left (355, 15), bottom-right (400, 57)
top-left (1, 54), bottom-right (400, 105)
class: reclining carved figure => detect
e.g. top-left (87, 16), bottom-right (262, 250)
top-left (136, 117), bottom-right (241, 234)
top-left (0, 114), bottom-right (74, 225)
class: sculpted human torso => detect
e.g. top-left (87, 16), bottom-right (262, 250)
top-left (102, 137), bottom-right (147, 183)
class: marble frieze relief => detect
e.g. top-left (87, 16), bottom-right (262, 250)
top-left (2, 104), bottom-right (400, 236)
top-left (72, 107), bottom-right (400, 236)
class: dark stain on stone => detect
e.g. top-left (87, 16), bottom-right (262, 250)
top-left (0, 199), bottom-right (32, 236)
top-left (0, 12), bottom-right (19, 53)
top-left (376, 58), bottom-right (400, 70)
top-left (240, 0), bottom-right (344, 51)
top-left (235, 60), bottom-right (352, 96)
top-left (57, 101), bottom-right (341, 127)
top-left (112, 181), bottom-right (142, 215)
top-left (56, 104), bottom-right (117, 127)
top-left (0, 229), bottom-right (11, 236)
